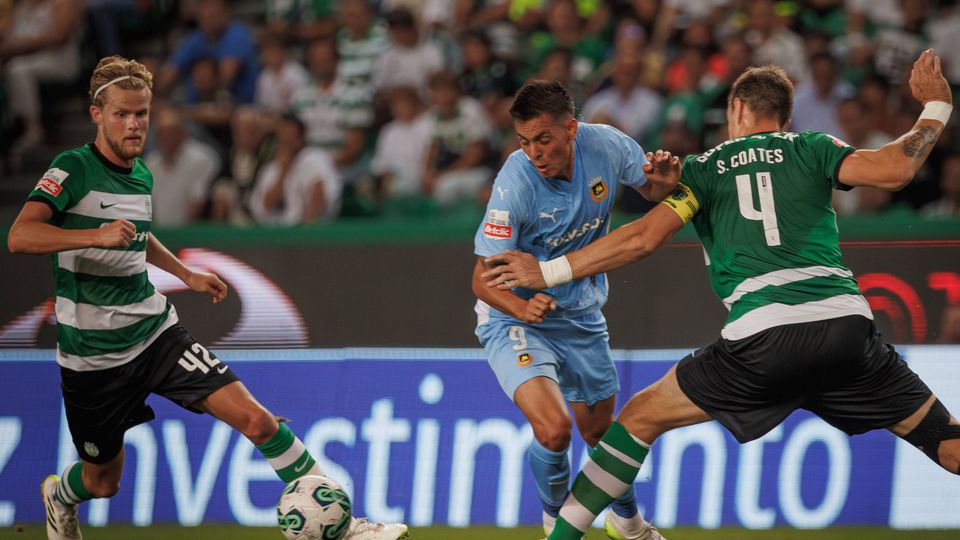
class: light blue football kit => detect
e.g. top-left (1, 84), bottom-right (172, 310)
top-left (474, 122), bottom-right (648, 520)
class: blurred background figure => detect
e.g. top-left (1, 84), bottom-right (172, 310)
top-left (373, 7), bottom-right (444, 99)
top-left (370, 86), bottom-right (432, 201)
top-left (791, 52), bottom-right (853, 134)
top-left (1, 0), bottom-right (82, 152)
top-left (255, 32), bottom-right (309, 114)
top-left (582, 52), bottom-right (662, 143)
top-left (211, 106), bottom-right (274, 225)
top-left (921, 155), bottom-right (960, 218)
top-left (145, 107), bottom-right (221, 227)
top-left (422, 71), bottom-right (493, 207)
top-left (251, 114), bottom-right (341, 225)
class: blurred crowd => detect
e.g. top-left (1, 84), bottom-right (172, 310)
top-left (1, 0), bottom-right (960, 226)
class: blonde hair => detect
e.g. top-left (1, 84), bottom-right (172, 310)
top-left (89, 56), bottom-right (153, 108)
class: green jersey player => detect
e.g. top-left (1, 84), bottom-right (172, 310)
top-left (483, 50), bottom-right (960, 539)
top-left (8, 56), bottom-right (407, 540)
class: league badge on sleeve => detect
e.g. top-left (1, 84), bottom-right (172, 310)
top-left (35, 168), bottom-right (69, 197)
top-left (483, 209), bottom-right (512, 239)
top-left (517, 352), bottom-right (532, 367)
top-left (589, 176), bottom-right (608, 202)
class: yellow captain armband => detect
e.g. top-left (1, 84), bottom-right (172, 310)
top-left (659, 183), bottom-right (700, 224)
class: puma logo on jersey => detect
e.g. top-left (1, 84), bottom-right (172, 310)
top-left (539, 208), bottom-right (560, 222)
top-left (496, 186), bottom-right (509, 200)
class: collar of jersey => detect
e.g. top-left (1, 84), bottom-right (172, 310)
top-left (88, 142), bottom-right (133, 175)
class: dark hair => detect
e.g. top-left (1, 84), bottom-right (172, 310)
top-left (461, 28), bottom-right (492, 49)
top-left (509, 79), bottom-right (575, 121)
top-left (307, 38), bottom-right (339, 61)
top-left (279, 112), bottom-right (306, 138)
top-left (810, 51), bottom-right (838, 68)
top-left (428, 70), bottom-right (460, 91)
top-left (728, 65), bottom-right (793, 127)
top-left (385, 8), bottom-right (416, 28)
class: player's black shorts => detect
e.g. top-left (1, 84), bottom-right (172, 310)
top-left (60, 324), bottom-right (238, 464)
top-left (676, 315), bottom-right (931, 444)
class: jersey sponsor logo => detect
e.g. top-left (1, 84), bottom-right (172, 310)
top-left (517, 352), bottom-right (532, 367)
top-left (545, 217), bottom-right (605, 248)
top-left (539, 208), bottom-right (560, 223)
top-left (34, 167), bottom-right (69, 196)
top-left (484, 209), bottom-right (512, 239)
top-left (828, 134), bottom-right (851, 147)
top-left (589, 176), bottom-right (608, 202)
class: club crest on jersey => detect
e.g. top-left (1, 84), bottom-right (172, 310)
top-left (517, 352), bottom-right (532, 367)
top-left (589, 176), bottom-right (608, 202)
top-left (84, 442), bottom-right (100, 458)
top-left (35, 167), bottom-right (69, 196)
top-left (483, 209), bottom-right (512, 239)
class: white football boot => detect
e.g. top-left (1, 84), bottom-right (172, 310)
top-left (343, 516), bottom-right (409, 540)
top-left (604, 510), bottom-right (665, 540)
top-left (41, 475), bottom-right (82, 540)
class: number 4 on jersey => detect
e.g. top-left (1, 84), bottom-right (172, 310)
top-left (736, 171), bottom-right (781, 246)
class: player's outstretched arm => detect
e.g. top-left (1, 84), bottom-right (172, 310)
top-left (838, 48), bottom-right (952, 190)
top-left (146, 233), bottom-right (228, 303)
top-left (7, 201), bottom-right (135, 255)
top-left (471, 256), bottom-right (556, 323)
top-left (484, 204), bottom-right (685, 290)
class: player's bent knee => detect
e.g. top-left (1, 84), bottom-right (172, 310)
top-left (901, 398), bottom-right (960, 473)
top-left (532, 421), bottom-right (573, 451)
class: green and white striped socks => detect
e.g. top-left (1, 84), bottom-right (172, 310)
top-left (256, 423), bottom-right (323, 483)
top-left (53, 462), bottom-right (93, 506)
top-left (551, 422), bottom-right (650, 539)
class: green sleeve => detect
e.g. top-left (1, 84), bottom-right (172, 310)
top-left (679, 153), bottom-right (710, 206)
top-left (799, 131), bottom-right (857, 190)
top-left (26, 152), bottom-right (88, 213)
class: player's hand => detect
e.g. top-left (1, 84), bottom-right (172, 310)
top-left (185, 270), bottom-right (228, 303)
top-left (909, 48), bottom-right (952, 106)
top-left (482, 250), bottom-right (547, 290)
top-left (517, 293), bottom-right (558, 324)
top-left (93, 219), bottom-right (137, 248)
top-left (642, 149), bottom-right (681, 186)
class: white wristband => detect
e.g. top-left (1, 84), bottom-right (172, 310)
top-left (539, 256), bottom-right (573, 288)
top-left (919, 101), bottom-right (953, 126)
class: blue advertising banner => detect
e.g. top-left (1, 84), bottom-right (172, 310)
top-left (0, 347), bottom-right (958, 529)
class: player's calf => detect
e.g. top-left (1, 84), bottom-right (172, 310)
top-left (901, 398), bottom-right (960, 474)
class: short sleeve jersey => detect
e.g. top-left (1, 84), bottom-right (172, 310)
top-left (669, 130), bottom-right (871, 339)
top-left (475, 123), bottom-right (648, 320)
top-left (27, 144), bottom-right (177, 371)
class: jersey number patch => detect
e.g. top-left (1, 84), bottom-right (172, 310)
top-left (735, 172), bottom-right (781, 246)
top-left (178, 343), bottom-right (228, 375)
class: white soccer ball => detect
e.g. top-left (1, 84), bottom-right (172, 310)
top-left (277, 475), bottom-right (352, 540)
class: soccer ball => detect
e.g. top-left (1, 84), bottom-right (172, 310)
top-left (277, 475), bottom-right (352, 540)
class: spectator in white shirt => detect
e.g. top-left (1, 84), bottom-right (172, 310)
top-left (372, 7), bottom-right (444, 97)
top-left (582, 53), bottom-right (663, 143)
top-left (371, 86), bottom-right (433, 200)
top-left (255, 32), bottom-right (309, 114)
top-left (145, 107), bottom-right (221, 226)
top-left (251, 114), bottom-right (341, 225)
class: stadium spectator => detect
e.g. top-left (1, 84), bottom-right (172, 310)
top-left (526, 0), bottom-right (606, 86)
top-left (833, 98), bottom-right (894, 216)
top-left (870, 0), bottom-right (930, 87)
top-left (251, 114), bottom-right (341, 225)
top-left (582, 53), bottom-right (662, 143)
top-left (265, 0), bottom-right (336, 43)
top-left (255, 33), bottom-right (309, 114)
top-left (458, 28), bottom-right (518, 104)
top-left (290, 39), bottom-right (369, 173)
top-left (144, 107), bottom-right (221, 226)
top-left (791, 52), bottom-right (854, 134)
top-left (645, 47), bottom-right (712, 149)
top-left (858, 75), bottom-right (898, 136)
top-left (0, 0), bottom-right (83, 152)
top-left (336, 0), bottom-right (385, 126)
top-left (744, 0), bottom-right (807, 82)
top-left (178, 56), bottom-right (234, 150)
top-left (422, 71), bottom-right (493, 206)
top-left (372, 8), bottom-right (444, 97)
top-left (370, 86), bottom-right (432, 200)
top-left (156, 0), bottom-right (259, 104)
top-left (921, 155), bottom-right (960, 218)
top-left (211, 106), bottom-right (274, 224)
top-left (930, 4), bottom-right (960, 83)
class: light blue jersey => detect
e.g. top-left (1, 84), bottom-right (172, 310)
top-left (474, 122), bottom-right (648, 405)
top-left (474, 122), bottom-right (649, 321)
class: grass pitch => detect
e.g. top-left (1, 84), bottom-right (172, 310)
top-left (4, 525), bottom-right (959, 540)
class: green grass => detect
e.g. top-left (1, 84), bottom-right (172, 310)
top-left (3, 525), bottom-right (959, 540)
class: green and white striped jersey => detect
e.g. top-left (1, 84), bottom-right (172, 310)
top-left (668, 130), bottom-right (872, 340)
top-left (28, 143), bottom-right (178, 371)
